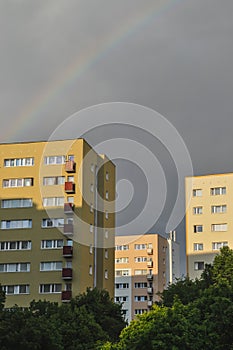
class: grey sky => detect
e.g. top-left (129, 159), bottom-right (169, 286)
top-left (1, 0), bottom-right (233, 273)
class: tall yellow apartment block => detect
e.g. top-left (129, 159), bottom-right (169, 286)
top-left (186, 173), bottom-right (233, 279)
top-left (0, 139), bottom-right (115, 307)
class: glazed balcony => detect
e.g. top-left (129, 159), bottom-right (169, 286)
top-left (62, 268), bottom-right (73, 280)
top-left (65, 182), bottom-right (75, 193)
top-left (147, 287), bottom-right (153, 294)
top-left (65, 160), bottom-right (76, 172)
top-left (147, 261), bottom-right (153, 268)
top-left (63, 223), bottom-right (74, 235)
top-left (61, 290), bottom-right (72, 302)
top-left (63, 246), bottom-right (73, 257)
top-left (64, 202), bottom-right (74, 214)
top-left (146, 274), bottom-right (153, 281)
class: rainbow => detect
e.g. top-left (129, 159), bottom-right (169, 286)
top-left (6, 0), bottom-right (182, 141)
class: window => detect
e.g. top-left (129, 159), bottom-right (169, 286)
top-left (89, 265), bottom-right (93, 275)
top-left (67, 196), bottom-right (74, 203)
top-left (67, 176), bottom-right (74, 182)
top-left (105, 191), bottom-right (109, 200)
top-left (105, 269), bottom-right (108, 279)
top-left (43, 176), bottom-right (65, 185)
top-left (194, 225), bottom-right (203, 233)
top-left (212, 242), bottom-right (228, 250)
top-left (194, 243), bottom-right (203, 251)
top-left (135, 257), bottom-right (148, 263)
top-left (134, 296), bottom-right (147, 302)
top-left (115, 283), bottom-right (129, 289)
top-left (211, 187), bottom-right (226, 195)
top-left (105, 249), bottom-right (108, 259)
top-left (41, 218), bottom-right (64, 228)
top-left (2, 285), bottom-right (29, 295)
top-left (44, 156), bottom-right (65, 165)
top-left (90, 184), bottom-right (94, 192)
top-left (211, 205), bottom-right (227, 214)
top-left (105, 230), bottom-right (109, 239)
top-left (40, 261), bottom-right (62, 271)
top-left (1, 198), bottom-right (33, 209)
top-left (115, 245), bottom-right (129, 251)
top-left (89, 245), bottom-right (93, 254)
top-left (0, 263), bottom-right (30, 272)
top-left (41, 240), bottom-right (63, 249)
top-left (106, 172), bottom-right (109, 181)
top-left (90, 203), bottom-right (94, 213)
top-left (3, 178), bottom-right (33, 188)
top-left (134, 269), bottom-right (147, 275)
top-left (194, 261), bottom-right (204, 271)
top-left (115, 296), bottom-right (128, 302)
top-left (134, 309), bottom-right (147, 315)
top-left (0, 241), bottom-right (31, 251)
top-left (193, 207), bottom-right (203, 215)
top-left (193, 189), bottom-right (202, 197)
top-left (1, 220), bottom-right (32, 230)
top-left (105, 211), bottom-right (109, 219)
top-left (39, 284), bottom-right (62, 293)
top-left (115, 257), bottom-right (129, 264)
top-left (90, 224), bottom-right (93, 233)
top-left (4, 158), bottom-right (34, 167)
top-left (91, 164), bottom-right (95, 172)
top-left (211, 224), bottom-right (227, 232)
top-left (115, 269), bottom-right (130, 277)
top-left (134, 244), bottom-right (147, 250)
top-left (43, 197), bottom-right (64, 207)
top-left (134, 282), bottom-right (147, 288)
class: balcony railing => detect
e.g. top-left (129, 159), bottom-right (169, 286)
top-left (62, 268), bottom-right (73, 279)
top-left (63, 246), bottom-right (73, 257)
top-left (64, 202), bottom-right (74, 214)
top-left (65, 182), bottom-right (75, 193)
top-left (61, 290), bottom-right (72, 302)
top-left (146, 274), bottom-right (153, 281)
top-left (147, 287), bottom-right (153, 294)
top-left (147, 261), bottom-right (153, 268)
top-left (65, 160), bottom-right (76, 172)
top-left (63, 223), bottom-right (74, 235)
top-left (147, 248), bottom-right (153, 255)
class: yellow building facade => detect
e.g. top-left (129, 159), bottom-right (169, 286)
top-left (186, 173), bottom-right (233, 279)
top-left (0, 139), bottom-right (115, 307)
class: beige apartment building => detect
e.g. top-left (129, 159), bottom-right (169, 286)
top-left (0, 139), bottom-right (115, 307)
top-left (186, 173), bottom-right (233, 279)
top-left (115, 233), bottom-right (179, 321)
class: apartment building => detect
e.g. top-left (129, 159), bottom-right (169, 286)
top-left (115, 233), bottom-right (179, 322)
top-left (0, 139), bottom-right (115, 307)
top-left (186, 173), bottom-right (233, 279)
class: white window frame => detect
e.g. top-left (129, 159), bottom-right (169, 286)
top-left (3, 178), bottom-right (33, 188)
top-left (211, 223), bottom-right (227, 232)
top-left (1, 198), bottom-right (33, 209)
top-left (43, 197), bottom-right (64, 207)
top-left (193, 207), bottom-right (203, 215)
top-left (211, 205), bottom-right (227, 214)
top-left (193, 189), bottom-right (202, 197)
top-left (193, 243), bottom-right (203, 251)
top-left (41, 218), bottom-right (64, 228)
top-left (40, 261), bottom-right (62, 271)
top-left (210, 187), bottom-right (226, 196)
top-left (44, 156), bottom-right (66, 165)
top-left (39, 284), bottom-right (62, 294)
top-left (212, 241), bottom-right (228, 250)
top-left (4, 158), bottom-right (34, 167)
top-left (41, 240), bottom-right (63, 249)
top-left (1, 220), bottom-right (32, 230)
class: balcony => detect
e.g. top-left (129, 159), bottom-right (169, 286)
top-left (64, 202), bottom-right (74, 214)
top-left (65, 160), bottom-right (76, 172)
top-left (147, 248), bottom-right (153, 255)
top-left (62, 268), bottom-right (73, 280)
top-left (61, 290), bottom-right (72, 302)
top-left (65, 182), bottom-right (75, 193)
top-left (147, 300), bottom-right (153, 308)
top-left (63, 246), bottom-right (73, 257)
top-left (147, 287), bottom-right (153, 294)
top-left (147, 261), bottom-right (153, 268)
top-left (63, 224), bottom-right (74, 235)
top-left (147, 274), bottom-right (153, 281)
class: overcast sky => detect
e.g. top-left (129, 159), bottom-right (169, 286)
top-left (1, 0), bottom-right (233, 273)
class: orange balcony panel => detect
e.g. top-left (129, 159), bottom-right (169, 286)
top-left (64, 224), bottom-right (74, 235)
top-left (65, 160), bottom-right (76, 172)
top-left (64, 203), bottom-right (74, 214)
top-left (63, 246), bottom-right (73, 257)
top-left (65, 182), bottom-right (75, 193)
top-left (61, 290), bottom-right (72, 302)
top-left (62, 268), bottom-right (73, 279)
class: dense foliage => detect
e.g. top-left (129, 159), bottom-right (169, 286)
top-left (102, 247), bottom-right (233, 350)
top-left (0, 288), bottom-right (126, 350)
